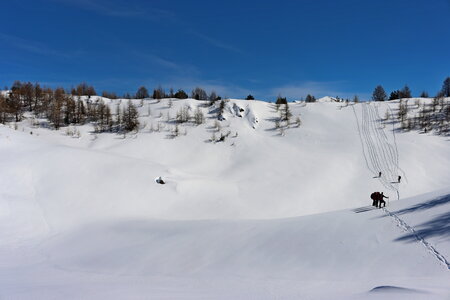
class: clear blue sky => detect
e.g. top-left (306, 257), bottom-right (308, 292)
top-left (1, 0), bottom-right (449, 100)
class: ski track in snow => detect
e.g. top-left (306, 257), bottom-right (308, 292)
top-left (353, 102), bottom-right (450, 271)
top-left (382, 207), bottom-right (450, 270)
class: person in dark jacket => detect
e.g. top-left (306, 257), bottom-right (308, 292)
top-left (371, 192), bottom-right (379, 207)
top-left (378, 192), bottom-right (388, 208)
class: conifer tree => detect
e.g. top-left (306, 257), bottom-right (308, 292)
top-left (136, 86), bottom-right (149, 99)
top-left (372, 85), bottom-right (387, 101)
top-left (174, 89), bottom-right (188, 99)
top-left (440, 77), bottom-right (450, 97)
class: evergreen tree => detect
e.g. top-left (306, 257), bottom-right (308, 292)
top-left (136, 86), bottom-right (149, 99)
top-left (246, 94), bottom-right (255, 100)
top-left (276, 96), bottom-right (287, 105)
top-left (420, 91), bottom-right (429, 98)
top-left (372, 85), bottom-right (387, 101)
top-left (399, 85), bottom-right (412, 98)
top-left (209, 91), bottom-right (218, 101)
top-left (389, 90), bottom-right (400, 100)
top-left (174, 89), bottom-right (188, 99)
top-left (305, 94), bottom-right (316, 103)
top-left (439, 77), bottom-right (450, 97)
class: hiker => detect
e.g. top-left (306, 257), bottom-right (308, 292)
top-left (398, 175), bottom-right (401, 183)
top-left (378, 192), bottom-right (389, 208)
top-left (378, 171), bottom-right (382, 178)
top-left (370, 192), bottom-right (380, 207)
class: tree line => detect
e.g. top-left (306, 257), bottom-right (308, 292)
top-left (1, 77), bottom-right (448, 133)
top-left (371, 77), bottom-right (450, 102)
top-left (0, 81), bottom-right (139, 132)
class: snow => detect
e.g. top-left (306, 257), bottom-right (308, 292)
top-left (0, 97), bottom-right (449, 299)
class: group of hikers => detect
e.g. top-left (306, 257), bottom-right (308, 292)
top-left (370, 171), bottom-right (402, 208)
top-left (370, 192), bottom-right (389, 208)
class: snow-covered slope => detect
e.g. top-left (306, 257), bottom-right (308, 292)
top-left (0, 98), bottom-right (449, 299)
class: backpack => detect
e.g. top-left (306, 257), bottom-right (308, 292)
top-left (370, 192), bottom-right (378, 200)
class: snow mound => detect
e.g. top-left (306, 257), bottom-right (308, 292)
top-left (317, 96), bottom-right (339, 103)
top-left (370, 286), bottom-right (426, 294)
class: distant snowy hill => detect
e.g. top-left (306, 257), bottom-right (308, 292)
top-left (0, 97), bottom-right (449, 299)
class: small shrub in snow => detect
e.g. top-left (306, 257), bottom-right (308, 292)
top-left (172, 125), bottom-right (179, 137)
top-left (275, 119), bottom-right (280, 129)
top-left (176, 106), bottom-right (190, 123)
top-left (66, 127), bottom-right (74, 136)
top-left (193, 107), bottom-right (204, 125)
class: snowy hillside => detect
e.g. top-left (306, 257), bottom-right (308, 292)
top-left (0, 97), bottom-right (449, 299)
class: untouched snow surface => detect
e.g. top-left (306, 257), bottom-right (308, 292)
top-left (0, 98), bottom-right (449, 299)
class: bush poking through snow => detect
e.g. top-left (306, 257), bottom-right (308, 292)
top-left (193, 107), bottom-right (205, 125)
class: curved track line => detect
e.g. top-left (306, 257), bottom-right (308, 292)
top-left (382, 208), bottom-right (450, 270)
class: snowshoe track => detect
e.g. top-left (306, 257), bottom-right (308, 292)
top-left (382, 208), bottom-right (450, 270)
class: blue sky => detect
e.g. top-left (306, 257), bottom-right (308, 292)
top-left (1, 0), bottom-right (449, 100)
